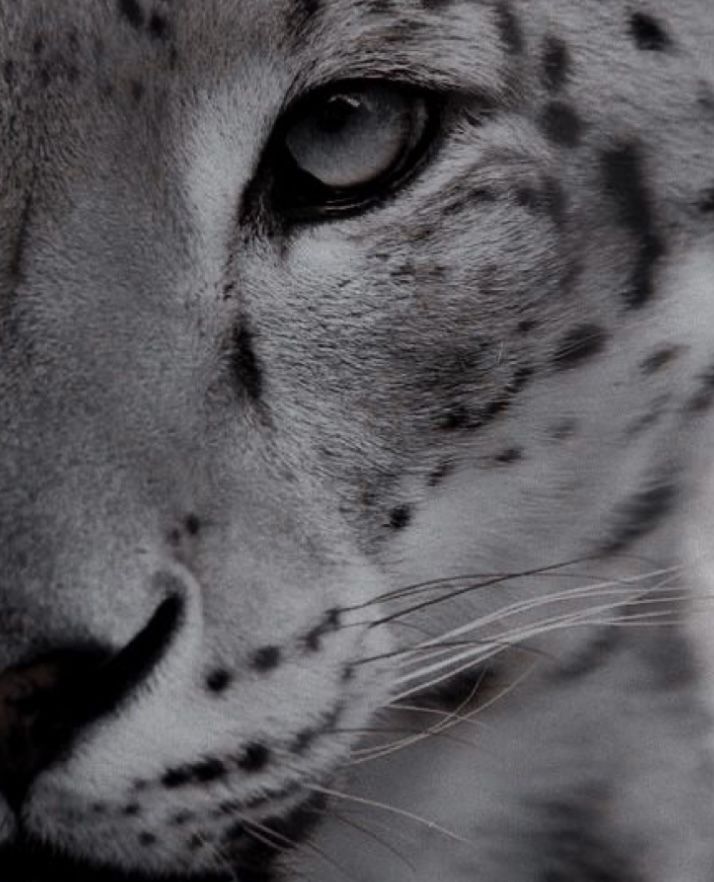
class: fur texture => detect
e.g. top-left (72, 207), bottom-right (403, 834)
top-left (0, 1), bottom-right (713, 880)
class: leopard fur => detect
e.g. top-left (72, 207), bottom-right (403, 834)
top-left (0, 1), bottom-right (713, 880)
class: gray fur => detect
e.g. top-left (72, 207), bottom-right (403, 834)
top-left (0, 1), bottom-right (713, 880)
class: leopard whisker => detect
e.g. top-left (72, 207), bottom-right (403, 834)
top-left (305, 783), bottom-right (472, 845)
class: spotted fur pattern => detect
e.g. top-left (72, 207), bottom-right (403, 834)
top-left (0, 1), bottom-right (713, 880)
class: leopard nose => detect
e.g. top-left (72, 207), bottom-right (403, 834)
top-left (0, 594), bottom-right (182, 809)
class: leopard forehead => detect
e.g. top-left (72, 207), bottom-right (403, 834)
top-left (0, 0), bottom-right (713, 880)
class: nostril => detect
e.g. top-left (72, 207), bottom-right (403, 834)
top-left (78, 592), bottom-right (184, 723)
top-left (0, 646), bottom-right (111, 811)
top-left (0, 592), bottom-right (183, 810)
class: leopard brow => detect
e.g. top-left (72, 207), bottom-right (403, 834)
top-left (284, 17), bottom-right (507, 107)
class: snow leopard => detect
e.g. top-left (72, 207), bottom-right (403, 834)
top-left (0, 1), bottom-right (713, 880)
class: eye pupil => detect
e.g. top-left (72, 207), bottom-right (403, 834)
top-left (318, 95), bottom-right (363, 134)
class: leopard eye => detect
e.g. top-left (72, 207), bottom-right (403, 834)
top-left (273, 83), bottom-right (434, 218)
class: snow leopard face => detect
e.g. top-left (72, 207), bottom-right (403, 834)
top-left (0, 1), bottom-right (712, 880)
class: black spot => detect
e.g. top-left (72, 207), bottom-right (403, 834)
top-left (540, 102), bottom-right (583, 148)
top-left (171, 810), bottom-right (194, 826)
top-left (295, 0), bottom-right (321, 16)
top-left (439, 404), bottom-right (472, 431)
top-left (138, 832), bottom-right (156, 847)
top-left (32, 35), bottom-right (44, 55)
top-left (553, 324), bottom-right (608, 370)
top-left (494, 447), bottom-right (523, 464)
top-left (236, 743), bottom-right (270, 773)
top-left (123, 802), bottom-right (142, 816)
top-left (481, 396), bottom-right (511, 422)
top-left (640, 345), bottom-right (682, 375)
top-left (324, 608), bottom-right (341, 630)
top-left (533, 799), bottom-right (638, 882)
top-left (341, 663), bottom-right (355, 682)
top-left (206, 668), bottom-right (232, 693)
top-left (191, 758), bottom-right (226, 784)
top-left (231, 324), bottom-right (263, 403)
top-left (161, 766), bottom-right (192, 789)
top-left (38, 66), bottom-right (51, 88)
top-left (517, 319), bottom-right (538, 335)
top-left (118, 0), bottom-right (145, 28)
top-left (495, 2), bottom-right (523, 54)
top-left (130, 80), bottom-right (145, 103)
top-left (599, 482), bottom-right (677, 554)
top-left (184, 514), bottom-right (201, 536)
top-left (91, 802), bottom-right (107, 814)
top-left (600, 143), bottom-right (664, 309)
top-left (188, 834), bottom-right (206, 852)
top-left (148, 12), bottom-right (169, 40)
top-left (251, 646), bottom-right (281, 672)
top-left (629, 12), bottom-right (671, 51)
top-left (542, 36), bottom-right (570, 92)
top-left (686, 363), bottom-right (714, 414)
top-left (699, 187), bottom-right (714, 213)
top-left (388, 505), bottom-right (412, 531)
top-left (66, 64), bottom-right (80, 84)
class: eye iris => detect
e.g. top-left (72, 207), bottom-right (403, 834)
top-left (283, 86), bottom-right (426, 193)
